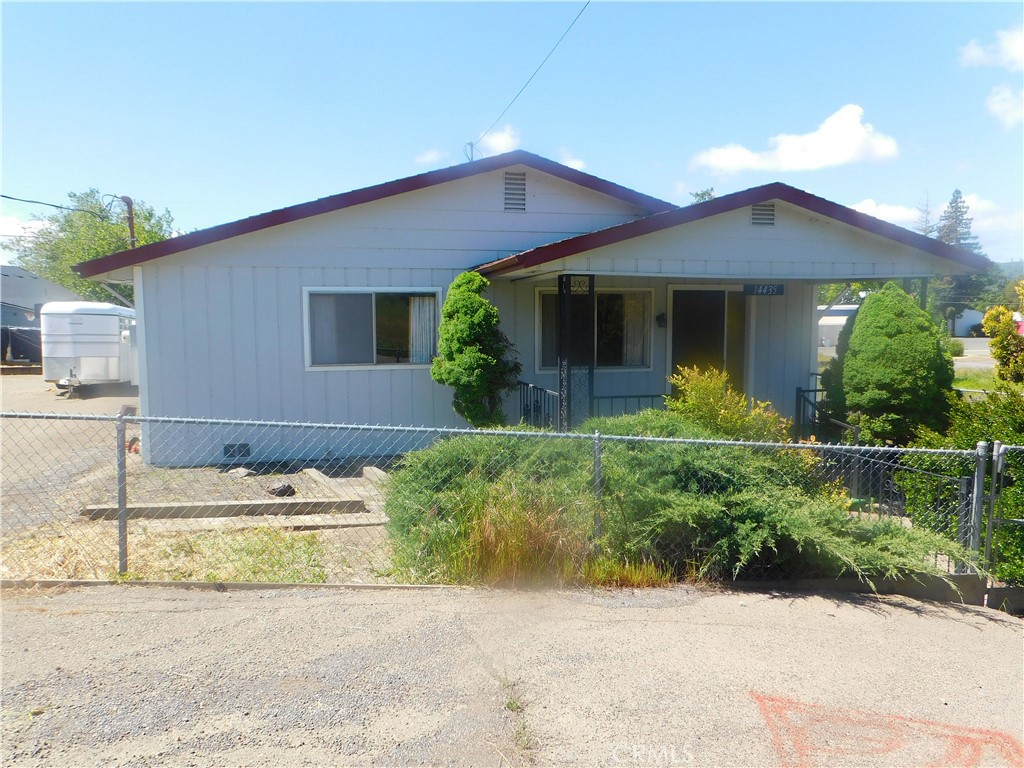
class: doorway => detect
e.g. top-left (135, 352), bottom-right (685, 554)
top-left (670, 288), bottom-right (747, 387)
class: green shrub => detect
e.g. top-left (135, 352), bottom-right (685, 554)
top-left (431, 272), bottom-right (522, 427)
top-left (843, 282), bottom-right (955, 444)
top-left (664, 366), bottom-right (791, 442)
top-left (387, 409), bottom-right (973, 587)
top-left (983, 299), bottom-right (1024, 383)
top-left (943, 337), bottom-right (965, 357)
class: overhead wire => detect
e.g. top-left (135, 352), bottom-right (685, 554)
top-left (0, 193), bottom-right (107, 220)
top-left (469, 1), bottom-right (591, 159)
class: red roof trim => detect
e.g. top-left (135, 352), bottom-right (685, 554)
top-left (476, 182), bottom-right (991, 276)
top-left (73, 151), bottom-right (675, 279)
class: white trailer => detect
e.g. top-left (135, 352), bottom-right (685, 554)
top-left (41, 302), bottom-right (137, 390)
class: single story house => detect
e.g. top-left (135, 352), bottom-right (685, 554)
top-left (1, 265), bottom-right (84, 362)
top-left (75, 150), bottom-right (987, 465)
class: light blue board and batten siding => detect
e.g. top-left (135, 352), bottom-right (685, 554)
top-left (132, 167), bottom-right (651, 465)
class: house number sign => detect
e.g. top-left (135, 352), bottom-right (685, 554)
top-left (744, 284), bottom-right (785, 296)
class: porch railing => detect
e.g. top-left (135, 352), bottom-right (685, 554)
top-left (591, 394), bottom-right (666, 418)
top-left (519, 383), bottom-right (666, 429)
top-left (795, 386), bottom-right (860, 444)
top-left (519, 381), bottom-right (559, 429)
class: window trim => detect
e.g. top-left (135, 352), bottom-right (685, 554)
top-left (302, 286), bottom-right (442, 372)
top-left (534, 286), bottom-right (655, 375)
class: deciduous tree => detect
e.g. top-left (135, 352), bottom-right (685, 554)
top-left (15, 189), bottom-right (174, 303)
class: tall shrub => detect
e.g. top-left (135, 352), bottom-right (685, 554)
top-left (843, 281), bottom-right (954, 444)
top-left (431, 272), bottom-right (522, 427)
top-left (983, 280), bottom-right (1024, 383)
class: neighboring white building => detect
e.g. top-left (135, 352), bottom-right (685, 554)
top-left (818, 305), bottom-right (859, 347)
top-left (75, 151), bottom-right (989, 465)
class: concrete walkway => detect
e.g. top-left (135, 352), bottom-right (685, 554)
top-left (2, 584), bottom-right (1021, 767)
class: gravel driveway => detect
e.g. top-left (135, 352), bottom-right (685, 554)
top-left (2, 584), bottom-right (1022, 767)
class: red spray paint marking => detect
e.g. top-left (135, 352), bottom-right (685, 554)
top-left (750, 692), bottom-right (1024, 768)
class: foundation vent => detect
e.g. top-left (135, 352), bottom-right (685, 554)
top-left (751, 203), bottom-right (776, 226)
top-left (504, 172), bottom-right (527, 211)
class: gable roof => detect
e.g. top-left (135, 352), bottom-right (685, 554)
top-left (74, 151), bottom-right (675, 279)
top-left (475, 182), bottom-right (992, 276)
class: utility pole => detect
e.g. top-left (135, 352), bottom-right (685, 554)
top-left (119, 195), bottom-right (136, 249)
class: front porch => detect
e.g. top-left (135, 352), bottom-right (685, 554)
top-left (497, 271), bottom-right (820, 430)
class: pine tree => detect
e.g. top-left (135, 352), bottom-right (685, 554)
top-left (936, 190), bottom-right (982, 254)
top-left (914, 195), bottom-right (937, 238)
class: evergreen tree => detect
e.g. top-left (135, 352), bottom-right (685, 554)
top-left (931, 189), bottom-right (996, 321)
top-left (914, 195), bottom-right (937, 238)
top-left (431, 272), bottom-right (522, 427)
top-left (842, 282), bottom-right (955, 444)
top-left (936, 190), bottom-right (982, 254)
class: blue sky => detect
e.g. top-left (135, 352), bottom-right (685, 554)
top-left (2, 2), bottom-right (1022, 265)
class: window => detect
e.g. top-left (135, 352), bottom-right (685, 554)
top-left (538, 290), bottom-right (650, 369)
top-left (306, 290), bottom-right (438, 367)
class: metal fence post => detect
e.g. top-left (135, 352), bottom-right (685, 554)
top-left (116, 410), bottom-right (128, 575)
top-left (970, 441), bottom-right (989, 559)
top-left (593, 430), bottom-right (603, 551)
top-left (985, 441), bottom-right (1003, 571)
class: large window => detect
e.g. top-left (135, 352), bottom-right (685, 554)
top-left (305, 289), bottom-right (438, 367)
top-left (539, 290), bottom-right (651, 370)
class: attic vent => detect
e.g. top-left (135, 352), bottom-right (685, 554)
top-left (504, 172), bottom-right (527, 212)
top-left (751, 203), bottom-right (776, 227)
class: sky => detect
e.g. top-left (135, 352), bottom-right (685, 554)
top-left (2, 2), bottom-right (1022, 267)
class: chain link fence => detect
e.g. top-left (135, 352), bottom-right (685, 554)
top-left (987, 444), bottom-right (1024, 586)
top-left (0, 411), bottom-right (993, 585)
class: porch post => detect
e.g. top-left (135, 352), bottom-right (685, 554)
top-left (557, 274), bottom-right (595, 431)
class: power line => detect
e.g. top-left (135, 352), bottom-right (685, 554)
top-left (468, 1), bottom-right (591, 159)
top-left (0, 193), bottom-right (107, 220)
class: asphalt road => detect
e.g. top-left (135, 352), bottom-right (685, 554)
top-left (2, 584), bottom-right (1022, 767)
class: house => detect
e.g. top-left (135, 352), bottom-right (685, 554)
top-left (1, 265), bottom-right (84, 362)
top-left (74, 150), bottom-right (988, 465)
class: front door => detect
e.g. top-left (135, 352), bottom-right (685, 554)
top-left (670, 289), bottom-right (746, 387)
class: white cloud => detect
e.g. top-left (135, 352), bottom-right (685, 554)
top-left (985, 84), bottom-right (1024, 127)
top-left (558, 149), bottom-right (586, 171)
top-left (414, 149), bottom-right (448, 165)
top-left (478, 125), bottom-right (520, 155)
top-left (960, 26), bottom-right (1024, 71)
top-left (689, 105), bottom-right (898, 174)
top-left (850, 199), bottom-right (918, 225)
top-left (962, 193), bottom-right (998, 214)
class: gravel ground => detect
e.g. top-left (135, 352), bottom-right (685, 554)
top-left (2, 584), bottom-right (1022, 767)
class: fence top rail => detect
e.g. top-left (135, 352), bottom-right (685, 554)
top-left (0, 411), bottom-right (121, 423)
top-left (599, 433), bottom-right (976, 456)
top-left (0, 411), bottom-right (983, 456)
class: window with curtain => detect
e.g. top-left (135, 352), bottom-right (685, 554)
top-left (539, 290), bottom-right (650, 369)
top-left (307, 291), bottom-right (437, 366)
